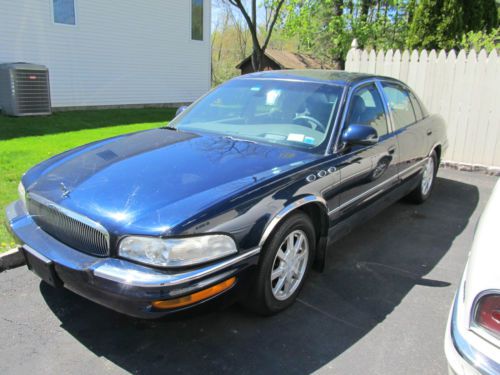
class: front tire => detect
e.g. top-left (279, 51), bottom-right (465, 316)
top-left (244, 212), bottom-right (316, 315)
top-left (407, 151), bottom-right (437, 204)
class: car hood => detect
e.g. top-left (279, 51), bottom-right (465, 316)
top-left (25, 128), bottom-right (317, 235)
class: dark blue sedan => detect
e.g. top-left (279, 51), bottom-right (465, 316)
top-left (7, 70), bottom-right (447, 318)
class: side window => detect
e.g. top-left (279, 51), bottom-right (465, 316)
top-left (346, 84), bottom-right (389, 137)
top-left (382, 84), bottom-right (417, 129)
top-left (53, 0), bottom-right (76, 25)
top-left (409, 92), bottom-right (424, 121)
top-left (191, 0), bottom-right (204, 41)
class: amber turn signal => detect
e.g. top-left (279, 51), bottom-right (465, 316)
top-left (152, 277), bottom-right (236, 310)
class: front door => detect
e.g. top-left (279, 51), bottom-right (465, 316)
top-left (331, 82), bottom-right (400, 219)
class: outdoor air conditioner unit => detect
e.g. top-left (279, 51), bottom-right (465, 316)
top-left (0, 62), bottom-right (52, 116)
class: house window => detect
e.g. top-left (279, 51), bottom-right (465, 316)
top-left (53, 0), bottom-right (76, 25)
top-left (191, 0), bottom-right (203, 40)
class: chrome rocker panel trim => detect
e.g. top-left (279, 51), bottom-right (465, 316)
top-left (328, 157), bottom-right (429, 216)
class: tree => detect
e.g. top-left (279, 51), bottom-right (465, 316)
top-left (283, 0), bottom-right (416, 67)
top-left (407, 0), bottom-right (498, 50)
top-left (211, 0), bottom-right (251, 85)
top-left (459, 26), bottom-right (500, 52)
top-left (462, 0), bottom-right (498, 32)
top-left (225, 0), bottom-right (287, 71)
top-left (407, 0), bottom-right (464, 50)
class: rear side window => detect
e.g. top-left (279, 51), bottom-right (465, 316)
top-left (409, 92), bottom-right (424, 120)
top-left (346, 84), bottom-right (389, 137)
top-left (382, 84), bottom-right (417, 129)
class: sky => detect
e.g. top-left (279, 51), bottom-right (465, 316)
top-left (211, 1), bottom-right (267, 30)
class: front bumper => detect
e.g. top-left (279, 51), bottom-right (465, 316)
top-left (445, 280), bottom-right (500, 375)
top-left (6, 200), bottom-right (260, 318)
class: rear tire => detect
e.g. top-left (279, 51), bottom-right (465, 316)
top-left (407, 151), bottom-right (438, 204)
top-left (243, 212), bottom-right (316, 315)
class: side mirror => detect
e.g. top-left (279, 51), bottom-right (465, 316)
top-left (341, 124), bottom-right (378, 146)
top-left (175, 106), bottom-right (188, 117)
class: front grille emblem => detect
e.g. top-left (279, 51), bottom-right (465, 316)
top-left (60, 182), bottom-right (70, 198)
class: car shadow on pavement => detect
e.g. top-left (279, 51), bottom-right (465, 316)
top-left (40, 177), bottom-right (479, 374)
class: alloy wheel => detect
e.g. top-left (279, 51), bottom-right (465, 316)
top-left (270, 229), bottom-right (309, 301)
top-left (421, 157), bottom-right (435, 196)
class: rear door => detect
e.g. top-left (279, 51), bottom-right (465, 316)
top-left (331, 82), bottom-right (400, 218)
top-left (379, 82), bottom-right (428, 179)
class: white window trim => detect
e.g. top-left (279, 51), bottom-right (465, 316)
top-left (50, 0), bottom-right (78, 27)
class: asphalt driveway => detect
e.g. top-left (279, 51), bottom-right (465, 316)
top-left (0, 168), bottom-right (497, 375)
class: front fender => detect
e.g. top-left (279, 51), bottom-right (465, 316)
top-left (258, 195), bottom-right (328, 247)
top-left (168, 161), bottom-right (333, 268)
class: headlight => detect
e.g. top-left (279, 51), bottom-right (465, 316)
top-left (18, 181), bottom-right (26, 206)
top-left (118, 235), bottom-right (237, 268)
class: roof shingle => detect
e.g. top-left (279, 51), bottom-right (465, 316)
top-left (236, 49), bottom-right (331, 70)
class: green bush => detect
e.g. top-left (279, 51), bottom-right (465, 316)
top-left (459, 27), bottom-right (499, 52)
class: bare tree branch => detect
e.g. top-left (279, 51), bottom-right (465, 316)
top-left (251, 0), bottom-right (257, 28)
top-left (262, 0), bottom-right (285, 50)
top-left (228, 0), bottom-right (261, 50)
top-left (224, 0), bottom-right (286, 71)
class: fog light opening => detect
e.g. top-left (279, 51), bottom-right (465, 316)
top-left (152, 277), bottom-right (236, 310)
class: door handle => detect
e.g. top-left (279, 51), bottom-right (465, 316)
top-left (426, 129), bottom-right (433, 136)
top-left (387, 145), bottom-right (396, 154)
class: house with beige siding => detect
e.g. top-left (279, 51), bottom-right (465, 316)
top-left (0, 0), bottom-right (211, 109)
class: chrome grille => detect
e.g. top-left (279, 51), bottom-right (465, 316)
top-left (27, 196), bottom-right (110, 257)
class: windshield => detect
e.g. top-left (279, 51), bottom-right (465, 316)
top-left (171, 79), bottom-right (344, 152)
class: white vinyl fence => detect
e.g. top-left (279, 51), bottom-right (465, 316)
top-left (345, 45), bottom-right (500, 170)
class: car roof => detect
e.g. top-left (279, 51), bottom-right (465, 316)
top-left (236, 69), bottom-right (400, 87)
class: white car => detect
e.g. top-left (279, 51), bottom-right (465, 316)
top-left (445, 179), bottom-right (500, 374)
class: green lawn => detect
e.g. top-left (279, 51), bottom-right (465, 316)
top-left (0, 108), bottom-right (176, 253)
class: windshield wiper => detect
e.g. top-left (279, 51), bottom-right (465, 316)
top-left (223, 135), bottom-right (257, 144)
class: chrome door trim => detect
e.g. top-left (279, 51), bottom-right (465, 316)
top-left (398, 157), bottom-right (429, 180)
top-left (328, 158), bottom-right (428, 216)
top-left (328, 174), bottom-right (398, 215)
top-left (339, 162), bottom-right (373, 183)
